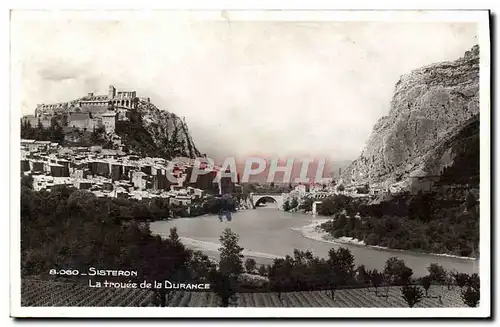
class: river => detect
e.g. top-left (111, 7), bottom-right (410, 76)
top-left (149, 207), bottom-right (479, 278)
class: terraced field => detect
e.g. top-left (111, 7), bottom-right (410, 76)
top-left (21, 279), bottom-right (466, 307)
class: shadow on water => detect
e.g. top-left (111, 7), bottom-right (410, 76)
top-left (255, 203), bottom-right (279, 209)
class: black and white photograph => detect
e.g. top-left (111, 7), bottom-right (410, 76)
top-left (9, 9), bottom-right (491, 318)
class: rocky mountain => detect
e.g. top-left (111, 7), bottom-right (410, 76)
top-left (114, 100), bottom-right (201, 159)
top-left (341, 45), bottom-right (480, 191)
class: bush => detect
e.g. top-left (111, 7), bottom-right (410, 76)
top-left (299, 197), bottom-right (314, 211)
top-left (461, 286), bottom-right (480, 307)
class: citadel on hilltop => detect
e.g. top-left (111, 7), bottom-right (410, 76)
top-left (23, 85), bottom-right (151, 133)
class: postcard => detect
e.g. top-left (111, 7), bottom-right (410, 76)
top-left (10, 9), bottom-right (491, 318)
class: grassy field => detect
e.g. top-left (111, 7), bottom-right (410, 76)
top-left (20, 279), bottom-right (466, 308)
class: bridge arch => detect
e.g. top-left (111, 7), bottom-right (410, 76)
top-left (250, 193), bottom-right (287, 210)
top-left (254, 196), bottom-right (278, 207)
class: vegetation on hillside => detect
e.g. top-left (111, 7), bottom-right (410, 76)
top-left (115, 109), bottom-right (168, 158)
top-left (21, 119), bottom-right (64, 144)
top-left (22, 185), bottom-right (193, 282)
top-left (115, 106), bottom-right (199, 160)
top-left (317, 117), bottom-right (479, 258)
top-left (318, 190), bottom-right (479, 257)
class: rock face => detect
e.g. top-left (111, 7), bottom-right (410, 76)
top-left (341, 45), bottom-right (479, 191)
top-left (115, 100), bottom-right (201, 159)
top-left (137, 101), bottom-right (201, 158)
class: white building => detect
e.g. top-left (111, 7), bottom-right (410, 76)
top-left (131, 171), bottom-right (148, 190)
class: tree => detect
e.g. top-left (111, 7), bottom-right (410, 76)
top-left (35, 120), bottom-right (47, 140)
top-left (299, 197), bottom-right (314, 212)
top-left (327, 247), bottom-right (355, 287)
top-left (337, 184), bottom-right (345, 192)
top-left (200, 229), bottom-right (246, 308)
top-left (399, 267), bottom-right (414, 285)
top-left (67, 190), bottom-right (99, 214)
top-left (268, 257), bottom-right (293, 302)
top-left (283, 200), bottom-right (291, 211)
top-left (444, 271), bottom-right (455, 290)
top-left (90, 125), bottom-right (107, 145)
top-left (427, 263), bottom-right (446, 284)
top-left (148, 227), bottom-right (192, 307)
top-left (209, 268), bottom-right (238, 307)
top-left (244, 258), bottom-right (257, 274)
top-left (218, 228), bottom-right (244, 276)
top-left (454, 272), bottom-right (470, 289)
top-left (48, 118), bottom-right (65, 144)
top-left (325, 266), bottom-right (338, 300)
top-left (257, 265), bottom-right (267, 276)
top-left (384, 257), bottom-right (413, 285)
top-left (401, 285), bottom-right (424, 308)
top-left (370, 269), bottom-right (384, 296)
top-left (421, 275), bottom-right (432, 297)
top-left (461, 286), bottom-right (480, 307)
top-left (289, 198), bottom-right (299, 210)
top-left (467, 273), bottom-right (480, 291)
top-left (21, 175), bottom-right (34, 189)
top-left (21, 120), bottom-right (36, 139)
top-left (189, 250), bottom-right (215, 281)
top-left (356, 265), bottom-right (370, 287)
top-left (466, 192), bottom-right (477, 211)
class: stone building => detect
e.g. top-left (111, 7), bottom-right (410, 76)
top-left (101, 111), bottom-right (117, 133)
top-left (34, 102), bottom-right (69, 118)
top-left (33, 84), bottom-right (149, 127)
top-left (28, 85), bottom-right (147, 134)
top-left (68, 112), bottom-right (98, 131)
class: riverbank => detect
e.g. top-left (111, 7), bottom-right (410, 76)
top-left (293, 218), bottom-right (477, 261)
top-left (179, 236), bottom-right (283, 260)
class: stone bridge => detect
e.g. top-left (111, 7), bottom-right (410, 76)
top-left (250, 193), bottom-right (289, 210)
top-left (249, 192), bottom-right (332, 211)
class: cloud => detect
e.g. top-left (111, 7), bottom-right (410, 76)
top-left (36, 59), bottom-right (87, 81)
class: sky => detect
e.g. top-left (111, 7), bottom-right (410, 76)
top-left (11, 11), bottom-right (478, 162)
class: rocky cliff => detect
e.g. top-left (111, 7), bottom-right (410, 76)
top-left (115, 101), bottom-right (201, 159)
top-left (341, 45), bottom-right (480, 191)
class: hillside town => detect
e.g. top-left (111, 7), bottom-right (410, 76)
top-left (21, 139), bottom-right (240, 213)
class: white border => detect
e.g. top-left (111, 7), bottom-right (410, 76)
top-left (8, 9), bottom-right (491, 318)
